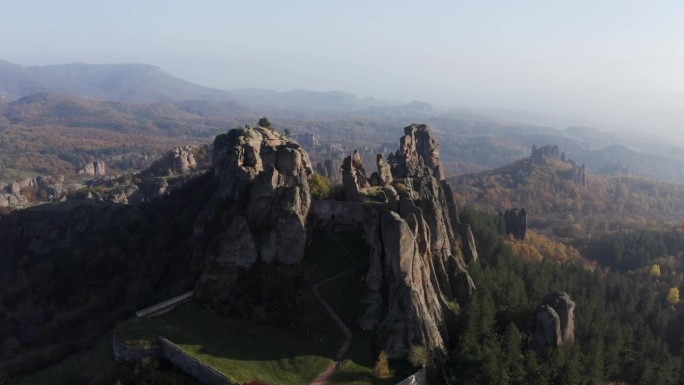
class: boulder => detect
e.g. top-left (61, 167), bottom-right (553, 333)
top-left (78, 161), bottom-right (106, 176)
top-left (530, 292), bottom-right (576, 355)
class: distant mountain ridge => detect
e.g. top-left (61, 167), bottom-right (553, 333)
top-left (0, 60), bottom-right (231, 103)
top-left (0, 59), bottom-right (428, 112)
top-left (3, 59), bottom-right (684, 184)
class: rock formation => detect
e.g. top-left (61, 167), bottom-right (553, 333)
top-left (531, 144), bottom-right (560, 160)
top-left (531, 144), bottom-right (587, 186)
top-left (569, 161), bottom-right (587, 186)
top-left (502, 208), bottom-right (527, 241)
top-left (315, 158), bottom-right (342, 183)
top-left (78, 161), bottom-right (106, 176)
top-left (293, 132), bottom-right (320, 148)
top-left (376, 154), bottom-right (393, 186)
top-left (341, 150), bottom-right (370, 202)
top-left (195, 124), bottom-right (313, 303)
top-left (529, 292), bottom-right (576, 355)
top-left (322, 124), bottom-right (477, 369)
top-left (171, 146), bottom-right (197, 174)
top-left (0, 175), bottom-right (70, 207)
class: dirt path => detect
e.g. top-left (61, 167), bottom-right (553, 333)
top-left (309, 232), bottom-right (358, 385)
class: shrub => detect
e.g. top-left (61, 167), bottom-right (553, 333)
top-left (258, 117), bottom-right (272, 128)
top-left (309, 173), bottom-right (332, 200)
top-left (373, 350), bottom-right (391, 379)
top-left (408, 345), bottom-right (429, 368)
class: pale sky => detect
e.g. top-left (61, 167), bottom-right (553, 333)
top-left (2, 0), bottom-right (684, 137)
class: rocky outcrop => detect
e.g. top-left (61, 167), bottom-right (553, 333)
top-left (315, 158), bottom-right (342, 183)
top-left (531, 144), bottom-right (588, 186)
top-left (531, 144), bottom-right (560, 160)
top-left (196, 124), bottom-right (313, 303)
top-left (388, 124), bottom-right (445, 181)
top-left (293, 132), bottom-right (320, 148)
top-left (319, 124), bottom-right (477, 370)
top-left (0, 193), bottom-right (27, 208)
top-left (143, 146), bottom-right (199, 176)
top-left (502, 208), bottom-right (527, 241)
top-left (69, 145), bottom-right (212, 205)
top-left (530, 292), bottom-right (576, 355)
top-left (78, 161), bottom-right (106, 176)
top-left (171, 146), bottom-right (197, 174)
top-left (0, 175), bottom-right (70, 207)
top-left (569, 161), bottom-right (587, 186)
top-left (376, 154), bottom-right (393, 186)
top-left (375, 211), bottom-right (449, 359)
top-left (341, 150), bottom-right (369, 202)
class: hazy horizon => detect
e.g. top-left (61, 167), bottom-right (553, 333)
top-left (3, 0), bottom-right (684, 139)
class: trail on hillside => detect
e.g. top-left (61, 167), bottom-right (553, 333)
top-left (309, 231), bottom-right (358, 385)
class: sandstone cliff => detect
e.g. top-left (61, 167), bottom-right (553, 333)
top-left (313, 124), bottom-right (478, 368)
top-left (195, 123), bottom-right (313, 303)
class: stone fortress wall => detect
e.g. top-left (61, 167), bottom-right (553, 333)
top-left (394, 368), bottom-right (427, 385)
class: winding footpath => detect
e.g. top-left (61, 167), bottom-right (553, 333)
top-left (309, 232), bottom-right (358, 385)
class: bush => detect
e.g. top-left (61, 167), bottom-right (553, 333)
top-left (408, 345), bottom-right (429, 368)
top-left (373, 350), bottom-right (391, 379)
top-left (309, 173), bottom-right (332, 200)
top-left (258, 117), bottom-right (272, 128)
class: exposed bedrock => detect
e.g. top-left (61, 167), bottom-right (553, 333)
top-left (196, 124), bottom-right (313, 302)
top-left (317, 123), bottom-right (478, 370)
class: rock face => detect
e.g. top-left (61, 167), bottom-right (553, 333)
top-left (171, 146), bottom-right (197, 174)
top-left (0, 193), bottom-right (27, 208)
top-left (376, 154), bottom-right (393, 186)
top-left (293, 132), bottom-right (320, 148)
top-left (387, 124), bottom-right (445, 181)
top-left (0, 175), bottom-right (70, 207)
top-left (569, 161), bottom-right (587, 186)
top-left (530, 292), bottom-right (576, 355)
top-left (325, 124), bottom-right (477, 368)
top-left (146, 145), bottom-right (198, 175)
top-left (315, 158), bottom-right (342, 183)
top-left (196, 125), bottom-right (313, 302)
top-left (502, 208), bottom-right (527, 241)
top-left (78, 161), bottom-right (106, 176)
top-left (341, 150), bottom-right (369, 202)
top-left (531, 144), bottom-right (560, 160)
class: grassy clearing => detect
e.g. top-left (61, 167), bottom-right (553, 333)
top-left (308, 229), bottom-right (414, 384)
top-left (115, 228), bottom-right (412, 385)
top-left (118, 301), bottom-right (332, 385)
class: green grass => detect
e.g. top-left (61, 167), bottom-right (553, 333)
top-left (118, 301), bottom-right (333, 385)
top-left (319, 262), bottom-right (415, 385)
top-left (114, 228), bottom-right (412, 385)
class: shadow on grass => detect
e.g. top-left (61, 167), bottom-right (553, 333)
top-left (117, 228), bottom-right (411, 385)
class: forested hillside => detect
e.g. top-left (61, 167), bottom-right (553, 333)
top-left (453, 147), bottom-right (684, 243)
top-left (450, 208), bottom-right (684, 385)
